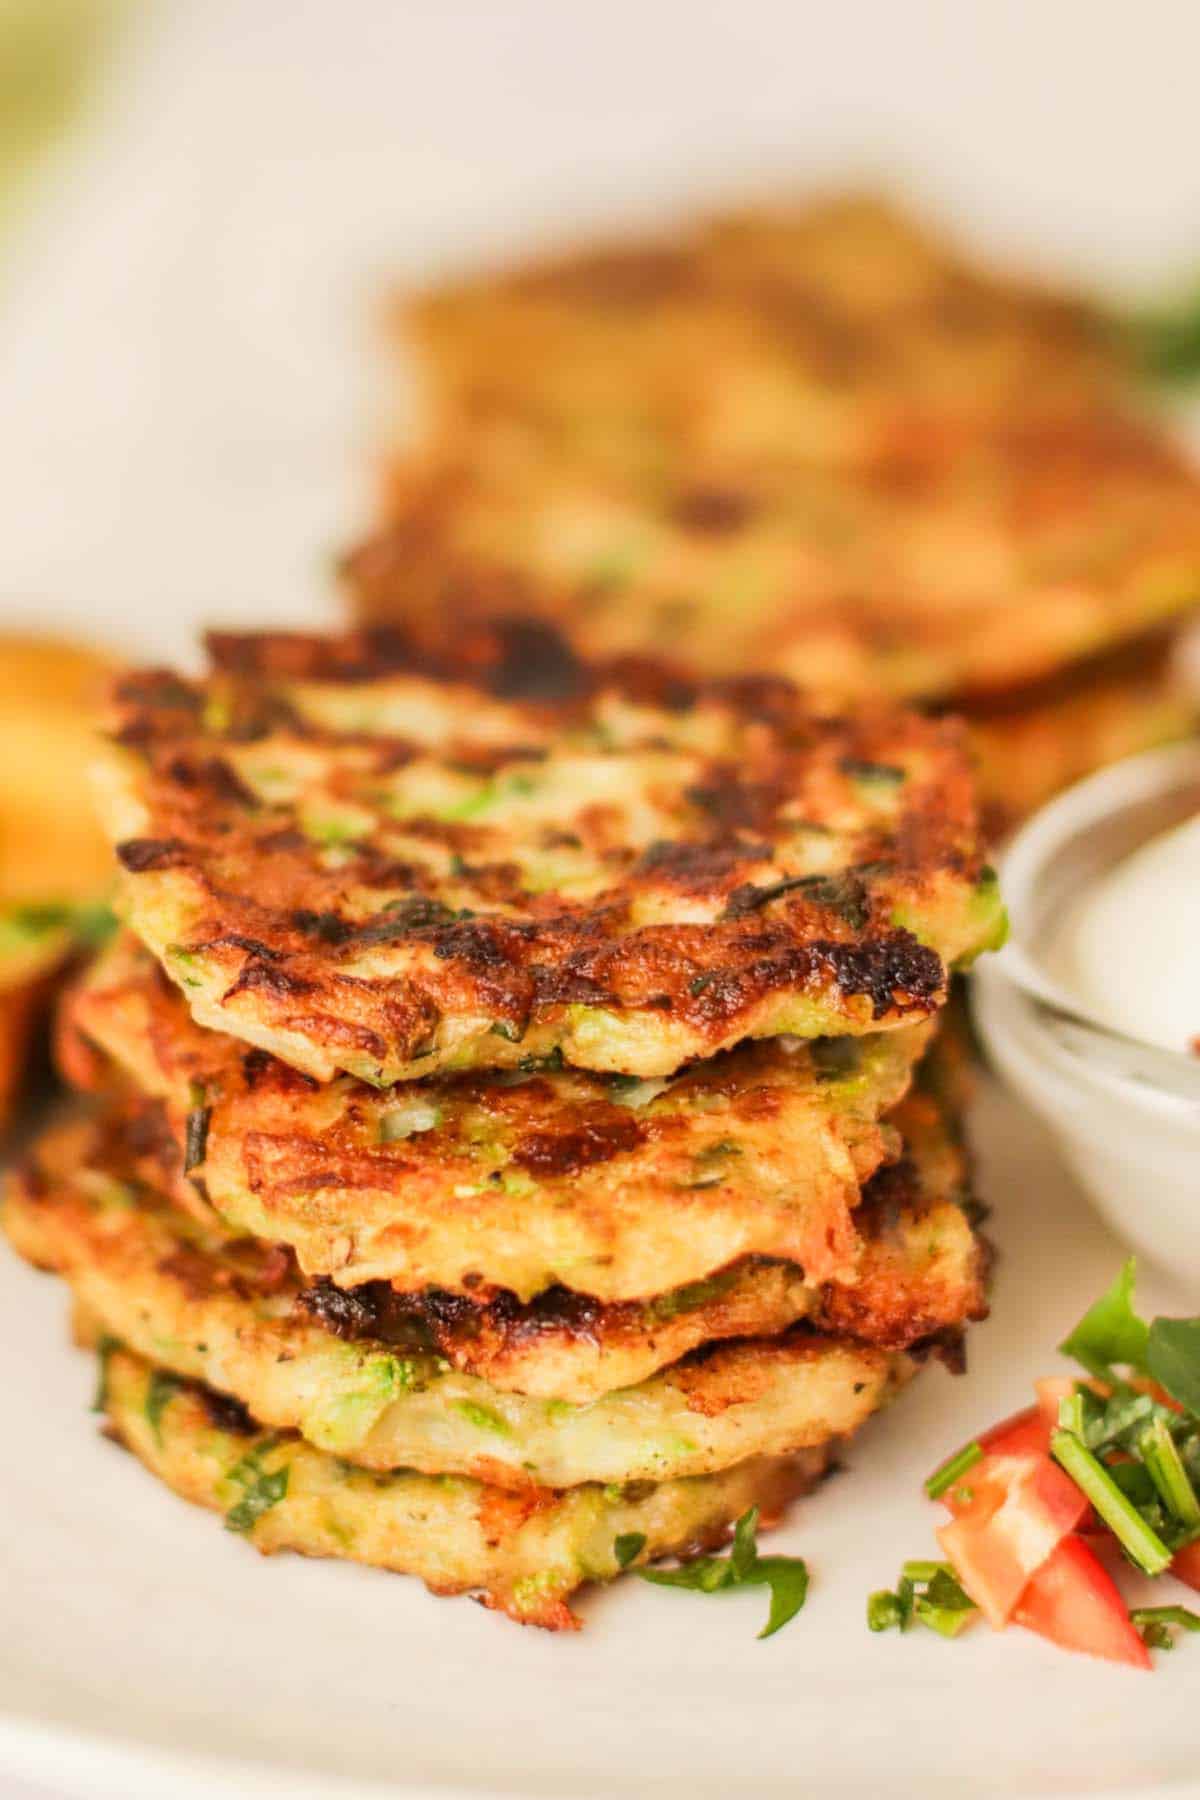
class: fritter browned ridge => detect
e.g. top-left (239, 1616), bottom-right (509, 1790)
top-left (96, 624), bottom-right (1002, 1085)
top-left (58, 933), bottom-right (931, 1303)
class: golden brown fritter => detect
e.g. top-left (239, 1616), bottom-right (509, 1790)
top-left (349, 408), bottom-right (1200, 709)
top-left (51, 945), bottom-right (986, 1394)
top-left (6, 1052), bottom-right (985, 1477)
top-left (98, 1344), bottom-right (831, 1629)
top-left (95, 625), bottom-right (1001, 1088)
top-left (8, 1108), bottom-right (922, 1487)
top-left (404, 193), bottom-right (1120, 480)
top-left (59, 933), bottom-right (930, 1300)
top-left (961, 635), bottom-right (1197, 837)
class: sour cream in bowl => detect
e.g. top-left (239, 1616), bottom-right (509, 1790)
top-left (973, 742), bottom-right (1200, 1287)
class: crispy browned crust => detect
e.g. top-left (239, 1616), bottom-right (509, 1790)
top-left (58, 933), bottom-right (934, 1304)
top-left (348, 406), bottom-right (1200, 713)
top-left (98, 623), bottom-right (996, 1083)
top-left (298, 1086), bottom-right (988, 1384)
top-left (37, 1010), bottom-right (987, 1400)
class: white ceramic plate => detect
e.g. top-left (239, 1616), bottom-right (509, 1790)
top-left (3, 1077), bottom-right (1199, 1800)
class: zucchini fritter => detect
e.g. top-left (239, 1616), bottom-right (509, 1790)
top-left (405, 194), bottom-right (1120, 480)
top-left (98, 1345), bottom-right (831, 1629)
top-left (7, 1082), bottom-right (984, 1482)
top-left (350, 409), bottom-right (1200, 710)
top-left (964, 640), bottom-right (1198, 837)
top-left (61, 933), bottom-right (932, 1299)
top-left (96, 625), bottom-right (1001, 1086)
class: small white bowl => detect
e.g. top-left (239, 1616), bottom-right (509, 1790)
top-left (972, 743), bottom-right (1200, 1287)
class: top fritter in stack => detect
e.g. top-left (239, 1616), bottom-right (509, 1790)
top-left (347, 194), bottom-right (1200, 834)
top-left (6, 619), bottom-right (1002, 1626)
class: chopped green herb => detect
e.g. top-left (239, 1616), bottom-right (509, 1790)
top-left (1132, 1603), bottom-right (1200, 1652)
top-left (634, 1505), bottom-right (809, 1640)
top-left (452, 1400), bottom-right (512, 1437)
top-left (144, 1370), bottom-right (183, 1446)
top-left (224, 1445), bottom-right (290, 1534)
top-left (648, 1268), bottom-right (739, 1322)
top-left (614, 1532), bottom-right (646, 1570)
top-left (867, 1588), bottom-right (908, 1633)
top-left (687, 1138), bottom-right (742, 1188)
top-left (1051, 1428), bottom-right (1173, 1575)
top-left (925, 1440), bottom-right (983, 1500)
top-left (914, 1568), bottom-right (979, 1639)
top-left (607, 1074), bottom-right (670, 1109)
top-left (184, 1083), bottom-right (211, 1174)
top-left (70, 902), bottom-right (118, 950)
top-left (868, 1561), bottom-right (977, 1639)
top-left (1059, 1258), bottom-right (1149, 1381)
top-left (91, 1335), bottom-right (119, 1413)
top-left (810, 1038), bottom-right (862, 1081)
top-left (1146, 1316), bottom-right (1200, 1420)
top-left (1138, 1416), bottom-right (1200, 1527)
top-left (1133, 290), bottom-right (1200, 385)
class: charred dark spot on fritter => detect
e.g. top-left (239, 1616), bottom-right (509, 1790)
top-left (685, 769), bottom-right (785, 833)
top-left (671, 485), bottom-right (755, 534)
top-left (346, 895), bottom-right (471, 947)
top-left (116, 836), bottom-right (190, 873)
top-left (193, 932), bottom-right (284, 963)
top-left (721, 870), bottom-right (871, 928)
top-left (111, 669), bottom-right (201, 714)
top-left (207, 619), bottom-right (593, 704)
top-left (481, 618), bottom-right (589, 701)
top-left (223, 959), bottom-right (314, 1002)
top-left (121, 1099), bottom-right (183, 1178)
top-left (296, 1276), bottom-right (440, 1351)
top-left (296, 1274), bottom-right (619, 1353)
top-left (291, 908), bottom-right (355, 945)
top-left (636, 838), bottom-right (773, 890)
top-left (820, 932), bottom-right (944, 1017)
top-left (682, 930), bottom-right (943, 1026)
top-left (165, 754), bottom-right (259, 808)
top-left (432, 917), bottom-right (535, 970)
top-left (241, 1046), bottom-right (320, 1093)
top-left (513, 1111), bottom-right (644, 1178)
top-left (528, 963), bottom-right (615, 1009)
top-left (198, 1387), bottom-right (259, 1435)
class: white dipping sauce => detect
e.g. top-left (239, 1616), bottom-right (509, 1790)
top-left (1049, 812), bottom-right (1200, 1055)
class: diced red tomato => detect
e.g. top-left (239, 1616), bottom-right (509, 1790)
top-left (937, 1452), bottom-right (1090, 1628)
top-left (979, 1403), bottom-right (1053, 1459)
top-left (1013, 1536), bottom-right (1151, 1670)
top-left (1034, 1376), bottom-right (1078, 1428)
top-left (1172, 1539), bottom-right (1200, 1593)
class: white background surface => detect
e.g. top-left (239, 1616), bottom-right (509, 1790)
top-left (2, 2), bottom-right (1200, 1795)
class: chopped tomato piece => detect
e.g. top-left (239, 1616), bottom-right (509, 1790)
top-left (1034, 1377), bottom-right (1078, 1429)
top-left (980, 1403), bottom-right (1053, 1459)
top-left (1172, 1539), bottom-right (1200, 1594)
top-left (937, 1452), bottom-right (1089, 1628)
top-left (1014, 1536), bottom-right (1151, 1670)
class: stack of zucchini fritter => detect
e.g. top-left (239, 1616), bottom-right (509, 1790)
top-left (6, 620), bottom-right (1002, 1626)
top-left (348, 194), bottom-right (1200, 834)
